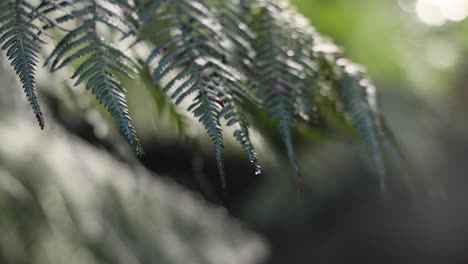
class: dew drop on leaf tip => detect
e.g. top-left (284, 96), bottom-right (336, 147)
top-left (254, 165), bottom-right (262, 176)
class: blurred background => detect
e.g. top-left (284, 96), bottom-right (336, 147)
top-left (3, 0), bottom-right (468, 263)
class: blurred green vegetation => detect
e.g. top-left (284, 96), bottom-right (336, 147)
top-left (292, 0), bottom-right (468, 98)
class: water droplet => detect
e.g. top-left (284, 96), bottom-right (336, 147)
top-left (254, 166), bottom-right (262, 176)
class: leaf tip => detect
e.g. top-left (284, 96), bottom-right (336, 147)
top-left (37, 113), bottom-right (45, 130)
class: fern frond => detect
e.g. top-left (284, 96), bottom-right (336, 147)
top-left (310, 32), bottom-right (388, 190)
top-left (249, 0), bottom-right (390, 190)
top-left (251, 1), bottom-right (310, 187)
top-left (139, 0), bottom-right (260, 182)
top-left (0, 0), bottom-right (45, 128)
top-left (340, 63), bottom-right (387, 191)
top-left (46, 0), bottom-right (143, 155)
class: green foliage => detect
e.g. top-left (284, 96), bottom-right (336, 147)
top-left (138, 0), bottom-right (259, 188)
top-left (250, 1), bottom-right (317, 188)
top-left (0, 0), bottom-right (45, 129)
top-left (340, 68), bottom-right (386, 191)
top-left (0, 118), bottom-right (266, 264)
top-left (45, 0), bottom-right (143, 155)
top-left (0, 0), bottom-right (392, 189)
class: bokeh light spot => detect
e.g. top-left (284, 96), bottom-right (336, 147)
top-left (415, 0), bottom-right (468, 26)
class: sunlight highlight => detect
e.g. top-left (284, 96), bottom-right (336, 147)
top-left (416, 0), bottom-right (468, 25)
